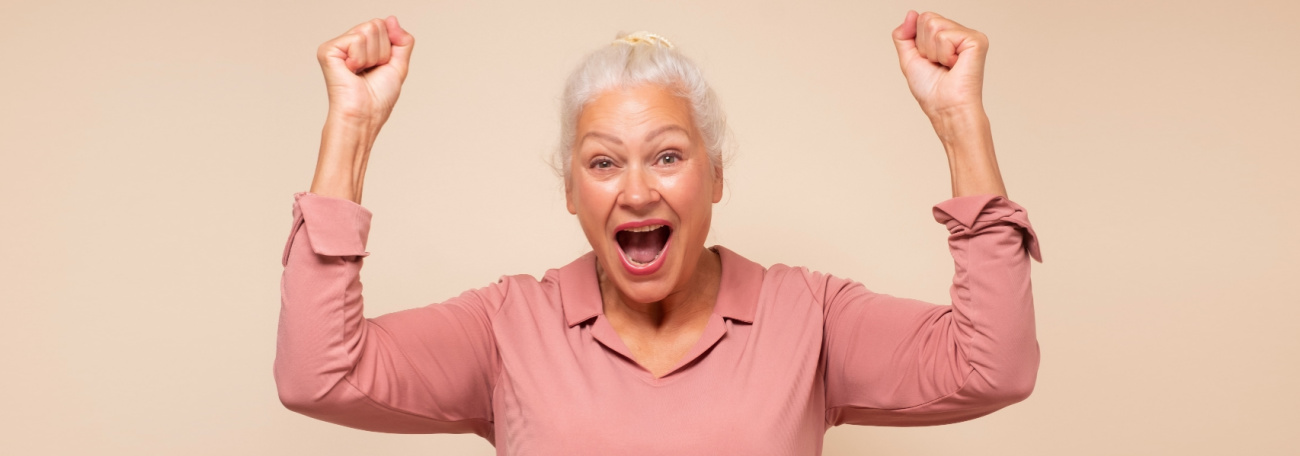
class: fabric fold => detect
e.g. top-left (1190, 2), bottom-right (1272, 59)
top-left (282, 192), bottom-right (373, 266)
top-left (932, 194), bottom-right (1042, 262)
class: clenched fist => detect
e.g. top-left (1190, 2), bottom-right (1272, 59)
top-left (891, 11), bottom-right (1008, 198)
top-left (317, 16), bottom-right (415, 129)
top-left (892, 11), bottom-right (988, 124)
top-left (308, 16), bottom-right (414, 204)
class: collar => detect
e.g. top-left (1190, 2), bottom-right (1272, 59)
top-left (558, 245), bottom-right (764, 327)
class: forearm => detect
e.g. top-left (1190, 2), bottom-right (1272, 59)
top-left (309, 113), bottom-right (376, 204)
top-left (934, 109), bottom-right (1007, 199)
top-left (276, 194), bottom-right (374, 417)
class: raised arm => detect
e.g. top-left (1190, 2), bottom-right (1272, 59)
top-left (820, 194), bottom-right (1042, 426)
top-left (821, 11), bottom-right (1041, 426)
top-left (274, 18), bottom-right (499, 438)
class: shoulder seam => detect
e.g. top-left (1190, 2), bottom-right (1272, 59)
top-left (488, 276), bottom-right (514, 425)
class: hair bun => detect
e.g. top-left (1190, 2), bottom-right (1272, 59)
top-left (612, 31), bottom-right (674, 49)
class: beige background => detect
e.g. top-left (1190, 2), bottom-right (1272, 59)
top-left (2, 0), bottom-right (1297, 454)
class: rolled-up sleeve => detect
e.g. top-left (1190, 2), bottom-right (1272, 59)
top-left (821, 195), bottom-right (1041, 427)
top-left (280, 192), bottom-right (372, 265)
top-left (275, 192), bottom-right (500, 439)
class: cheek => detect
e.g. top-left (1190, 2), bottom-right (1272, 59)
top-left (570, 179), bottom-right (616, 226)
top-left (662, 169), bottom-right (716, 222)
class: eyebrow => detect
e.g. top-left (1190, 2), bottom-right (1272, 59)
top-left (580, 124), bottom-right (689, 147)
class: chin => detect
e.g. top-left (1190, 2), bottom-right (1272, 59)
top-left (609, 275), bottom-right (676, 305)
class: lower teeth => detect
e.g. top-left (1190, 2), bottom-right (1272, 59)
top-left (629, 254), bottom-right (659, 267)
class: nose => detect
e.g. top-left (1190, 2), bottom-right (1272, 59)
top-left (617, 166), bottom-right (660, 211)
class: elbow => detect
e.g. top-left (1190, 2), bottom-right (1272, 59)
top-left (987, 338), bottom-right (1040, 406)
top-left (981, 357), bottom-right (1039, 407)
top-left (277, 386), bottom-right (314, 414)
top-left (274, 364), bottom-right (333, 416)
top-left (964, 371), bottom-right (1035, 414)
top-left (276, 379), bottom-right (321, 415)
top-left (995, 371), bottom-right (1036, 406)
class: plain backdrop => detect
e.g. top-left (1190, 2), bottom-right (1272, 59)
top-left (2, 0), bottom-right (1297, 454)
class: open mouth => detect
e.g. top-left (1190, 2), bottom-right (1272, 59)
top-left (615, 223), bottom-right (673, 272)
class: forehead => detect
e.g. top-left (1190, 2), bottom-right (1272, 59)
top-left (576, 84), bottom-right (696, 136)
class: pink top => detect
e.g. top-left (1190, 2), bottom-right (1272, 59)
top-left (275, 192), bottom-right (1042, 455)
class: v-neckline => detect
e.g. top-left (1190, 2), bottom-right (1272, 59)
top-left (554, 246), bottom-right (764, 383)
top-left (588, 312), bottom-right (730, 382)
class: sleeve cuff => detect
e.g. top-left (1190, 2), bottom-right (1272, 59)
top-left (932, 194), bottom-right (1042, 263)
top-left (282, 192), bottom-right (373, 266)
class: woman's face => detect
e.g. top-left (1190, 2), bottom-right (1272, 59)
top-left (566, 83), bottom-right (723, 305)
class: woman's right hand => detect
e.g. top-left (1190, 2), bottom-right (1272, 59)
top-left (317, 16), bottom-right (415, 130)
top-left (309, 16), bottom-right (414, 204)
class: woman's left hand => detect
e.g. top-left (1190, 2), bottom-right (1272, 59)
top-left (892, 11), bottom-right (1007, 198)
top-left (892, 11), bottom-right (989, 126)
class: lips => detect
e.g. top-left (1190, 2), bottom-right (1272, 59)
top-left (614, 220), bottom-right (673, 275)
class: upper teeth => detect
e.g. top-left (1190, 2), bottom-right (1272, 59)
top-left (624, 224), bottom-right (664, 232)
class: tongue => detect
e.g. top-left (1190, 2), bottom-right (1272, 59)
top-left (620, 229), bottom-right (669, 264)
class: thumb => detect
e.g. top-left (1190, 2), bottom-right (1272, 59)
top-left (890, 10), bottom-right (920, 69)
top-left (385, 16), bottom-right (415, 74)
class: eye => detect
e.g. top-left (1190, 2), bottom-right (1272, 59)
top-left (657, 151), bottom-right (681, 165)
top-left (591, 158), bottom-right (614, 169)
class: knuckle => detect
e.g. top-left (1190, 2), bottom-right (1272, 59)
top-left (317, 41), bottom-right (341, 62)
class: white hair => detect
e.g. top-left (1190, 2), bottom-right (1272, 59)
top-left (555, 32), bottom-right (730, 180)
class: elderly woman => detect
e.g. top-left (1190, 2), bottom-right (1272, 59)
top-left (275, 11), bottom-right (1042, 454)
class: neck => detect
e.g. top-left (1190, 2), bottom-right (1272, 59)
top-left (599, 246), bottom-right (721, 332)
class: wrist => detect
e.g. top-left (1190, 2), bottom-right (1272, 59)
top-left (324, 109), bottom-right (379, 137)
top-left (930, 107), bottom-right (990, 149)
top-left (312, 116), bottom-right (375, 204)
top-left (930, 109), bottom-right (1007, 198)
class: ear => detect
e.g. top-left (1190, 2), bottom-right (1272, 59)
top-left (711, 165), bottom-right (724, 203)
top-left (565, 178), bottom-right (578, 215)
